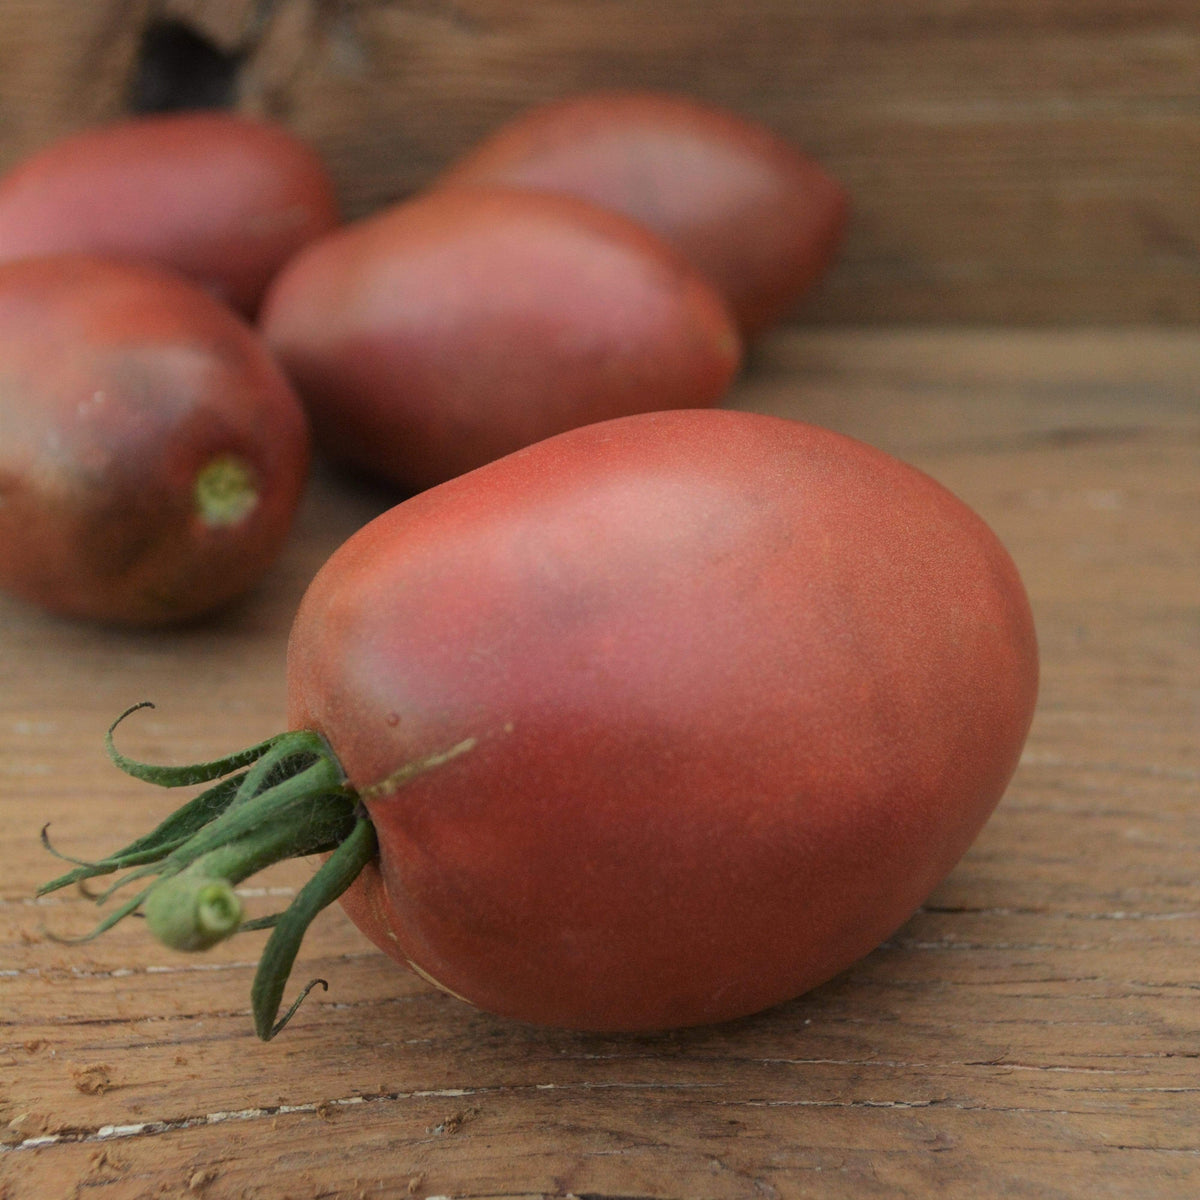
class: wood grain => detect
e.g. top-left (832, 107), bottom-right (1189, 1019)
top-left (0, 1), bottom-right (1197, 325)
top-left (2, 328), bottom-right (1197, 1198)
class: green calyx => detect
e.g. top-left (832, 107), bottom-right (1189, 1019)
top-left (38, 702), bottom-right (378, 1040)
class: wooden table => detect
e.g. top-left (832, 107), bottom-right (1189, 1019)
top-left (2, 328), bottom-right (1197, 1199)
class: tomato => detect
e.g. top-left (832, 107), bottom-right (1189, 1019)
top-left (0, 112), bottom-right (339, 315)
top-left (438, 91), bottom-right (850, 337)
top-left (0, 254), bottom-right (310, 626)
top-left (260, 185), bottom-right (742, 492)
top-left (290, 408), bottom-right (1037, 1029)
top-left (41, 409), bottom-right (1037, 1039)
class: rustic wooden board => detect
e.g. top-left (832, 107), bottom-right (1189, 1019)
top-left (0, 1), bottom-right (1198, 326)
top-left (2, 328), bottom-right (1198, 1198)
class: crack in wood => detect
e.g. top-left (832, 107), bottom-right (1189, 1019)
top-left (0, 1085), bottom-right (482, 1155)
top-left (0, 1077), bottom-right (1000, 1157)
top-left (13, 1071), bottom-right (1190, 1160)
top-left (0, 1080), bottom-right (720, 1155)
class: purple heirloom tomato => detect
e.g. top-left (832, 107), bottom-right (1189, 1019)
top-left (0, 112), bottom-right (338, 315)
top-left (260, 186), bottom-right (742, 492)
top-left (0, 254), bottom-right (309, 624)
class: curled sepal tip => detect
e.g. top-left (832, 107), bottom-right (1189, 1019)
top-left (252, 816), bottom-right (378, 1040)
top-left (104, 701), bottom-right (295, 788)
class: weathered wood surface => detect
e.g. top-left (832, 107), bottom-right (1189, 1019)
top-left (0, 1), bottom-right (1198, 326)
top-left (1, 328), bottom-right (1197, 1198)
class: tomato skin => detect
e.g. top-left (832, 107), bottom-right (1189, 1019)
top-left (259, 185), bottom-right (742, 492)
top-left (0, 112), bottom-right (338, 315)
top-left (438, 91), bottom-right (849, 337)
top-left (287, 409), bottom-right (1038, 1031)
top-left (0, 255), bottom-right (310, 626)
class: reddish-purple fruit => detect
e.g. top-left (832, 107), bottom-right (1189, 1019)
top-left (438, 91), bottom-right (850, 337)
top-left (259, 185), bottom-right (742, 492)
top-left (40, 409), bottom-right (1037, 1040)
top-left (0, 112), bottom-right (339, 315)
top-left (0, 254), bottom-right (310, 625)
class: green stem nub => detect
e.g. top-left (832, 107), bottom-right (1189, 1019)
top-left (37, 704), bottom-right (376, 1040)
top-left (194, 455), bottom-right (259, 528)
top-left (145, 875), bottom-right (244, 951)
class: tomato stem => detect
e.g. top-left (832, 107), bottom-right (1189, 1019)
top-left (38, 704), bottom-right (368, 1039)
top-left (144, 875), bottom-right (244, 951)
